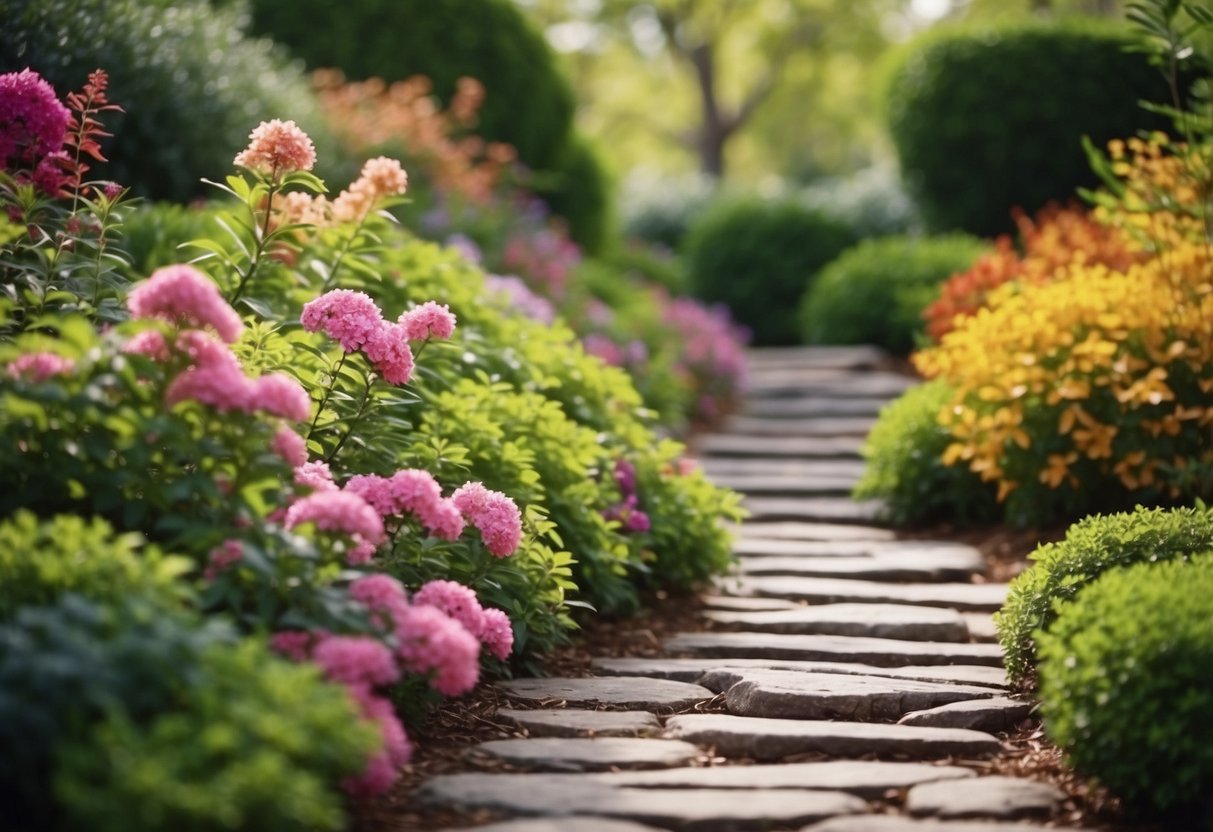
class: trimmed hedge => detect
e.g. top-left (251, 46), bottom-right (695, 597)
top-left (883, 21), bottom-right (1168, 236)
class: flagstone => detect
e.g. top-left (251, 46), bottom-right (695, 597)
top-left (735, 553), bottom-right (980, 582)
top-left (744, 396), bottom-right (888, 418)
top-left (699, 458), bottom-right (868, 480)
top-left (729, 521), bottom-right (895, 542)
top-left (741, 496), bottom-right (885, 524)
top-left (699, 594), bottom-right (804, 612)
top-left (468, 737), bottom-right (701, 772)
top-left (708, 472), bottom-right (861, 496)
top-left (726, 576), bottom-right (1009, 612)
top-left (962, 612), bottom-right (998, 643)
top-left (703, 604), bottom-right (970, 642)
top-left (497, 708), bottom-right (662, 738)
top-left (732, 538), bottom-right (980, 561)
top-left (802, 818), bottom-right (1092, 832)
top-left (727, 416), bottom-right (878, 437)
top-left (695, 434), bottom-right (865, 459)
top-left (496, 677), bottom-right (714, 711)
top-left (898, 698), bottom-right (1035, 733)
top-left (665, 632), bottom-right (1005, 667)
top-left (906, 776), bottom-right (1065, 820)
top-left (445, 819), bottom-right (665, 832)
top-left (744, 345), bottom-right (889, 370)
top-left (592, 657), bottom-right (1009, 689)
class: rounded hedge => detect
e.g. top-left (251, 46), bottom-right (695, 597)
top-left (799, 233), bottom-right (987, 355)
top-left (685, 197), bottom-right (856, 346)
top-left (249, 0), bottom-right (575, 175)
top-left (996, 505), bottom-right (1213, 685)
top-left (883, 21), bottom-right (1169, 236)
top-left (0, 0), bottom-right (345, 203)
top-left (1038, 554), bottom-right (1213, 823)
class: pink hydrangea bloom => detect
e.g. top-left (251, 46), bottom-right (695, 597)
top-left (478, 607), bottom-right (515, 661)
top-left (362, 322), bottom-right (414, 385)
top-left (127, 265), bottom-right (243, 343)
top-left (344, 469), bottom-right (464, 539)
top-left (294, 460), bottom-right (338, 493)
top-left (7, 352), bottom-right (75, 382)
top-left (349, 573), bottom-right (410, 625)
top-left (300, 289), bottom-right (383, 352)
top-left (425, 499), bottom-right (465, 541)
top-left (202, 539), bottom-right (244, 581)
top-left (175, 330), bottom-right (241, 370)
top-left (285, 491), bottom-right (385, 545)
top-left (269, 630), bottom-right (315, 662)
top-left (412, 580), bottom-right (484, 638)
top-left (253, 372), bottom-right (310, 421)
top-left (165, 363), bottom-right (252, 413)
top-left (272, 426), bottom-right (308, 467)
top-left (331, 156), bottom-right (409, 225)
top-left (123, 330), bottom-right (169, 361)
top-left (0, 69), bottom-right (69, 170)
top-left (346, 539), bottom-right (377, 565)
top-left (233, 119), bottom-right (316, 176)
top-left (399, 301), bottom-right (456, 341)
top-left (394, 604), bottom-right (481, 696)
top-left (342, 684), bottom-right (412, 796)
top-left (343, 474), bottom-right (396, 516)
top-left (450, 482), bottom-right (523, 557)
top-left (312, 635), bottom-right (400, 687)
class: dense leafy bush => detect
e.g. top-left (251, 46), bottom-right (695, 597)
top-left (996, 505), bottom-right (1213, 684)
top-left (799, 233), bottom-right (986, 354)
top-left (0, 0), bottom-right (345, 202)
top-left (1038, 554), bottom-right (1213, 823)
top-left (249, 0), bottom-right (574, 174)
top-left (883, 20), bottom-right (1168, 235)
top-left (685, 197), bottom-right (856, 346)
top-left (621, 172), bottom-right (719, 250)
top-left (854, 381), bottom-right (999, 527)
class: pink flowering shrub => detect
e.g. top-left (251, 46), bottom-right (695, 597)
top-left (450, 482), bottom-right (523, 557)
top-left (127, 265), bottom-right (243, 343)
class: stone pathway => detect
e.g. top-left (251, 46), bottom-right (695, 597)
top-left (424, 346), bottom-right (1074, 831)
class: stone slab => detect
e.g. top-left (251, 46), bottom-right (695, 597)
top-left (732, 538), bottom-right (977, 560)
top-left (703, 604), bottom-right (970, 642)
top-left (744, 371), bottom-right (914, 399)
top-left (701, 669), bottom-right (996, 721)
top-left (497, 708), bottom-right (662, 738)
top-left (735, 554), bottom-right (980, 583)
top-left (496, 677), bottom-right (714, 711)
top-left (744, 396), bottom-right (888, 418)
top-left (592, 658), bottom-right (1009, 690)
top-left (731, 521), bottom-right (895, 543)
top-left (445, 819), bottom-right (664, 832)
top-left (700, 594), bottom-right (804, 612)
top-left (962, 613), bottom-right (998, 643)
top-left (664, 714), bottom-right (1000, 761)
top-left (665, 632), bottom-right (1005, 668)
top-left (700, 459), bottom-right (869, 480)
top-left (726, 416), bottom-right (879, 437)
top-left (421, 774), bottom-right (869, 832)
top-left (899, 698), bottom-right (1035, 733)
top-left (726, 576), bottom-right (1009, 612)
top-left (695, 434), bottom-right (865, 459)
top-left (906, 776), bottom-right (1065, 820)
top-left (802, 819), bottom-right (1093, 832)
top-left (744, 345), bottom-right (889, 370)
top-left (741, 497), bottom-right (886, 524)
top-left (709, 473), bottom-right (860, 496)
top-left (469, 737), bottom-right (701, 772)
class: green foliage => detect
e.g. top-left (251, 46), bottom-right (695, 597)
top-left (0, 512), bottom-right (191, 618)
top-left (122, 203), bottom-right (224, 277)
top-left (854, 380), bottom-right (999, 527)
top-left (0, 0), bottom-right (346, 203)
top-left (597, 243), bottom-right (690, 295)
top-left (55, 638), bottom-right (376, 832)
top-left (799, 234), bottom-right (987, 355)
top-left (1038, 554), bottom-right (1213, 823)
top-left (883, 20), bottom-right (1169, 236)
top-left (534, 132), bottom-right (614, 256)
top-left (248, 0), bottom-right (575, 173)
top-left (622, 172), bottom-right (718, 250)
top-left (685, 196), bottom-right (856, 346)
top-left (996, 504), bottom-right (1213, 684)
top-left (800, 165), bottom-right (921, 239)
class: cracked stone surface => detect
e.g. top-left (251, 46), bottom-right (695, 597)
top-left (664, 713), bottom-right (1001, 760)
top-left (701, 669), bottom-right (996, 721)
top-left (665, 632), bottom-right (1005, 668)
top-left (742, 496), bottom-right (886, 524)
top-left (898, 697), bottom-right (1035, 732)
top-left (703, 604), bottom-right (970, 642)
top-left (730, 521), bottom-right (896, 543)
top-left (695, 434), bottom-right (865, 459)
top-left (496, 708), bottom-right (662, 738)
top-left (468, 737), bottom-right (701, 772)
top-left (801, 818), bottom-right (1091, 832)
top-left (723, 576), bottom-right (1008, 612)
top-left (592, 657), bottom-right (1009, 689)
top-left (906, 776), bottom-right (1065, 820)
top-left (496, 677), bottom-right (714, 711)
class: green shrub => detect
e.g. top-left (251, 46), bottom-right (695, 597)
top-left (883, 21), bottom-right (1168, 236)
top-left (799, 234), bottom-right (987, 355)
top-left (996, 505), bottom-right (1213, 685)
top-left (248, 0), bottom-right (574, 173)
top-left (598, 243), bottom-right (690, 295)
top-left (1038, 554), bottom-right (1213, 823)
top-left (854, 380), bottom-right (999, 527)
top-left (800, 165), bottom-right (921, 239)
top-left (122, 203), bottom-right (225, 277)
top-left (622, 172), bottom-right (719, 250)
top-left (0, 0), bottom-right (346, 202)
top-left (534, 132), bottom-right (614, 257)
top-left (685, 197), bottom-right (856, 346)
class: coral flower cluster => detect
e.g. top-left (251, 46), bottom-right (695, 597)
top-left (233, 118), bottom-right (316, 178)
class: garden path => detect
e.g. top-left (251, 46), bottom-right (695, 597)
top-left (424, 346), bottom-right (1081, 832)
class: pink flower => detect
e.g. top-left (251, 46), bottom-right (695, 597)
top-left (349, 573), bottom-right (410, 624)
top-left (342, 685), bottom-right (412, 796)
top-left (425, 499), bottom-right (465, 540)
top-left (399, 301), bottom-right (456, 341)
top-left (253, 372), bottom-right (310, 421)
top-left (269, 630), bottom-right (315, 662)
top-left (127, 265), bottom-right (243, 343)
top-left (331, 156), bottom-right (409, 224)
top-left (451, 482), bottom-right (523, 557)
top-left (343, 474), bottom-right (396, 516)
top-left (0, 69), bottom-right (69, 170)
top-left (363, 323), bottom-right (414, 385)
top-left (166, 364), bottom-right (252, 413)
top-left (7, 352), bottom-right (75, 382)
top-left (175, 330), bottom-right (242, 369)
top-left (123, 330), bottom-right (169, 361)
top-left (285, 491), bottom-right (385, 546)
top-left (479, 607), bottom-right (514, 661)
top-left (233, 119), bottom-right (316, 176)
top-left (394, 605), bottom-right (481, 696)
top-left (412, 580), bottom-right (484, 638)
top-left (346, 539), bottom-right (377, 565)
top-left (272, 427), bottom-right (308, 467)
top-left (202, 539), bottom-right (244, 581)
top-left (343, 469), bottom-right (464, 539)
top-left (312, 635), bottom-right (400, 687)
top-left (300, 290), bottom-right (383, 352)
top-left (294, 461), bottom-right (338, 493)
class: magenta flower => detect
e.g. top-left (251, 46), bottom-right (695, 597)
top-left (312, 635), bottom-right (400, 688)
top-left (412, 579), bottom-right (484, 639)
top-left (165, 363), bottom-right (251, 413)
top-left (300, 289), bottom-right (383, 352)
top-left (285, 491), bottom-right (386, 552)
top-left (399, 301), bottom-right (456, 341)
top-left (6, 352), bottom-right (75, 382)
top-left (253, 372), bottom-right (310, 421)
top-left (478, 607), bottom-right (515, 661)
top-left (362, 322), bottom-right (414, 385)
top-left (349, 574), bottom-right (410, 625)
top-left (127, 265), bottom-right (243, 343)
top-left (394, 604), bottom-right (480, 696)
top-left (294, 460), bottom-right (338, 493)
top-left (202, 539), bottom-right (244, 581)
top-left (269, 630), bottom-right (316, 662)
top-left (425, 499), bottom-right (465, 541)
top-left (123, 330), bottom-right (170, 361)
top-left (451, 482), bottom-right (523, 557)
top-left (342, 685), bottom-right (412, 796)
top-left (0, 69), bottom-right (69, 171)
top-left (272, 426), bottom-right (308, 467)
top-left (343, 469), bottom-right (465, 540)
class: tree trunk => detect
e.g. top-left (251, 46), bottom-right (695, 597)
top-left (689, 42), bottom-right (729, 177)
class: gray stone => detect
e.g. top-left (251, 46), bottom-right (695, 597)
top-left (906, 776), bottom-right (1065, 820)
top-left (421, 773), bottom-right (869, 832)
top-left (802, 818), bottom-right (1091, 832)
top-left (962, 613), bottom-right (998, 643)
top-left (709, 472), bottom-right (860, 497)
top-left (665, 632), bottom-right (1005, 668)
top-left (732, 538), bottom-right (977, 560)
top-left (727, 416), bottom-right (879, 437)
top-left (699, 594), bottom-right (803, 612)
top-left (469, 737), bottom-right (701, 772)
top-left (497, 708), bottom-right (662, 738)
top-left (592, 657), bottom-right (1008, 689)
top-left (445, 819), bottom-right (664, 832)
top-left (700, 458), bottom-right (868, 480)
top-left (727, 576), bottom-right (1009, 612)
top-left (741, 496), bottom-right (886, 524)
top-left (702, 669), bottom-right (996, 721)
top-left (730, 521), bottom-right (895, 542)
top-left (744, 396), bottom-right (888, 418)
top-left (703, 604), bottom-right (970, 642)
top-left (664, 714), bottom-right (1000, 760)
top-left (744, 345), bottom-right (889, 371)
top-left (695, 434), bottom-right (864, 459)
top-left (735, 553), bottom-right (980, 583)
top-left (744, 370), bottom-right (914, 399)
top-left (898, 698), bottom-right (1035, 733)
top-left (496, 677), bottom-right (714, 711)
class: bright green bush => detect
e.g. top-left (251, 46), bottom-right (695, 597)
top-left (883, 21), bottom-right (1168, 236)
top-left (534, 132), bottom-right (614, 257)
top-left (0, 0), bottom-right (346, 202)
top-left (799, 234), bottom-right (987, 355)
top-left (685, 197), bottom-right (856, 346)
top-left (1038, 554), bottom-right (1213, 823)
top-left (996, 505), bottom-right (1213, 685)
top-left (854, 380), bottom-right (999, 527)
top-left (248, 0), bottom-right (574, 173)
